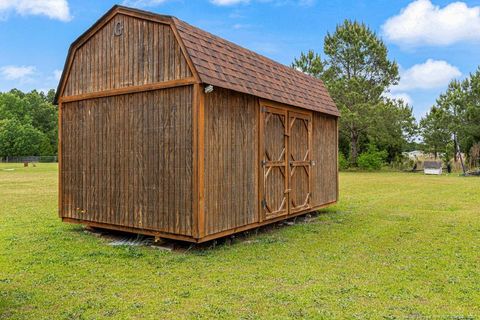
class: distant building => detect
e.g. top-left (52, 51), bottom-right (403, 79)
top-left (403, 150), bottom-right (424, 160)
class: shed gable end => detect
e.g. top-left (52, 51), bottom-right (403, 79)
top-left (61, 13), bottom-right (193, 98)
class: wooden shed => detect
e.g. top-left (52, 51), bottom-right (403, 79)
top-left (55, 5), bottom-right (340, 243)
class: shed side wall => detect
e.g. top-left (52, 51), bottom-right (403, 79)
top-left (311, 113), bottom-right (338, 206)
top-left (203, 88), bottom-right (259, 236)
top-left (63, 13), bottom-right (192, 97)
top-left (60, 86), bottom-right (193, 235)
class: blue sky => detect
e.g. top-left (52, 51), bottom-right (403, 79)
top-left (1, 0), bottom-right (480, 120)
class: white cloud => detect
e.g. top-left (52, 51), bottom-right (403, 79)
top-left (210, 0), bottom-right (249, 5)
top-left (382, 0), bottom-right (480, 46)
top-left (393, 59), bottom-right (461, 91)
top-left (0, 0), bottom-right (71, 22)
top-left (384, 92), bottom-right (413, 105)
top-left (0, 65), bottom-right (36, 81)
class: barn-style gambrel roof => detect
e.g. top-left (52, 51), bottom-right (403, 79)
top-left (173, 18), bottom-right (339, 116)
top-left (56, 5), bottom-right (339, 117)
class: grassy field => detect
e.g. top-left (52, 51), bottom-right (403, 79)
top-left (1, 163), bottom-right (480, 319)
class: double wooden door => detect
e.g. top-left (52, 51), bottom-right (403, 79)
top-left (260, 105), bottom-right (312, 220)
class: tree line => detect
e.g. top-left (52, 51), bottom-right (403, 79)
top-left (420, 69), bottom-right (480, 168)
top-left (0, 89), bottom-right (57, 158)
top-left (293, 20), bottom-right (480, 171)
top-left (292, 20), bottom-right (416, 170)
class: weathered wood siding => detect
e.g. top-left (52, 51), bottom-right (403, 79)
top-left (311, 113), bottom-right (338, 206)
top-left (60, 86), bottom-right (193, 235)
top-left (203, 88), bottom-right (259, 235)
top-left (63, 14), bottom-right (192, 97)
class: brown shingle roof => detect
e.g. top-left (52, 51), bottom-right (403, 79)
top-left (173, 18), bottom-right (339, 117)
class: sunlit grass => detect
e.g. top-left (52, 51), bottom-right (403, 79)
top-left (1, 163), bottom-right (479, 319)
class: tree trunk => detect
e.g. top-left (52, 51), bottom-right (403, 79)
top-left (454, 138), bottom-right (458, 162)
top-left (350, 132), bottom-right (359, 165)
top-left (455, 135), bottom-right (467, 175)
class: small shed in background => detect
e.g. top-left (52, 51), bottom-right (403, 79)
top-left (424, 161), bottom-right (442, 175)
top-left (54, 5), bottom-right (339, 242)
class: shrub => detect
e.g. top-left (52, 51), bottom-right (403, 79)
top-left (338, 152), bottom-right (349, 171)
top-left (390, 154), bottom-right (414, 171)
top-left (357, 145), bottom-right (388, 171)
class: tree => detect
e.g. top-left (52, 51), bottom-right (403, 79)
top-left (292, 20), bottom-right (400, 164)
top-left (370, 99), bottom-right (417, 163)
top-left (420, 72), bottom-right (480, 174)
top-left (459, 68), bottom-right (480, 153)
top-left (0, 118), bottom-right (49, 157)
top-left (435, 80), bottom-right (466, 161)
top-left (357, 143), bottom-right (388, 171)
top-left (425, 69), bottom-right (480, 164)
top-left (291, 50), bottom-right (325, 79)
top-left (420, 106), bottom-right (451, 159)
top-left (324, 21), bottom-right (399, 164)
top-left (0, 89), bottom-right (58, 156)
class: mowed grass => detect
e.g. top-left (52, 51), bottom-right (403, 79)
top-left (1, 164), bottom-right (480, 319)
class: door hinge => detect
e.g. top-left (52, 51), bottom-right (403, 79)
top-left (261, 199), bottom-right (267, 210)
top-left (310, 160), bottom-right (316, 166)
top-left (261, 106), bottom-right (267, 113)
top-left (261, 159), bottom-right (267, 167)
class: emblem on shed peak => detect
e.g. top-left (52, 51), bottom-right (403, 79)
top-left (114, 21), bottom-right (123, 36)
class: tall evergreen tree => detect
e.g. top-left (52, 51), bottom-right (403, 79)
top-left (291, 50), bottom-right (325, 79)
top-left (292, 20), bottom-right (402, 164)
top-left (420, 106), bottom-right (451, 159)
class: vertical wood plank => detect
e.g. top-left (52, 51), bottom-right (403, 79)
top-left (197, 85), bottom-right (205, 237)
top-left (58, 102), bottom-right (63, 217)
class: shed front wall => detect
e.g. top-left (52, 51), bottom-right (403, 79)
top-left (201, 87), bottom-right (338, 239)
top-left (62, 13), bottom-right (192, 97)
top-left (60, 86), bottom-right (194, 236)
top-left (203, 88), bottom-right (259, 236)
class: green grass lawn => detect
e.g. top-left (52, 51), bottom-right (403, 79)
top-left (1, 163), bottom-right (480, 319)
